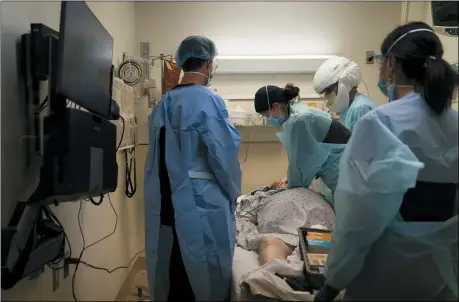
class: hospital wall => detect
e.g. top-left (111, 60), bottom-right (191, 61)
top-left (134, 2), bottom-right (402, 193)
top-left (1, 2), bottom-right (145, 301)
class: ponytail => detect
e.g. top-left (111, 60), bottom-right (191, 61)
top-left (283, 83), bottom-right (300, 102)
top-left (423, 58), bottom-right (458, 115)
top-left (381, 22), bottom-right (458, 115)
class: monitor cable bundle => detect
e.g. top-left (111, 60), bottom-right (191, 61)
top-left (124, 147), bottom-right (137, 198)
top-left (45, 194), bottom-right (144, 302)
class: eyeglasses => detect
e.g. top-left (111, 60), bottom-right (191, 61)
top-left (319, 82), bottom-right (339, 99)
top-left (373, 54), bottom-right (387, 65)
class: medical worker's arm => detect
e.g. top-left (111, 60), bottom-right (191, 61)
top-left (323, 114), bottom-right (424, 292)
top-left (197, 113), bottom-right (242, 203)
top-left (345, 104), bottom-right (374, 132)
top-left (287, 115), bottom-right (331, 190)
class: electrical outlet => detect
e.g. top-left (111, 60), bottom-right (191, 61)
top-left (148, 97), bottom-right (156, 108)
top-left (366, 51), bottom-right (375, 64)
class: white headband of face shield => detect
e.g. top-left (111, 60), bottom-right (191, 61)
top-left (386, 28), bottom-right (436, 55)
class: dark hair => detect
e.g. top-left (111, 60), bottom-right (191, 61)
top-left (284, 83), bottom-right (300, 101)
top-left (381, 21), bottom-right (458, 115)
top-left (181, 58), bottom-right (207, 72)
top-left (254, 84), bottom-right (300, 113)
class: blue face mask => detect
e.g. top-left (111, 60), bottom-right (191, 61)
top-left (265, 85), bottom-right (287, 127)
top-left (377, 76), bottom-right (397, 102)
top-left (268, 115), bottom-right (287, 127)
top-left (377, 76), bottom-right (386, 95)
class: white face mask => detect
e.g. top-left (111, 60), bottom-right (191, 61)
top-left (325, 91), bottom-right (337, 108)
top-left (184, 59), bottom-right (217, 87)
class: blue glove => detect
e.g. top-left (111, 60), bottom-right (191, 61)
top-left (314, 284), bottom-right (340, 301)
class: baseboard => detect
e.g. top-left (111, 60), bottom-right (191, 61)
top-left (115, 256), bottom-right (147, 301)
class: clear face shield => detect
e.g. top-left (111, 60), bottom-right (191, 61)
top-left (319, 82), bottom-right (339, 108)
top-left (210, 58), bottom-right (218, 78)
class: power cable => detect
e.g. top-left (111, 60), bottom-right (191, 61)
top-left (116, 115), bottom-right (125, 152)
top-left (74, 249), bottom-right (144, 274)
top-left (89, 194), bottom-right (104, 206)
top-left (44, 205), bottom-right (72, 270)
top-left (72, 194), bottom-right (118, 301)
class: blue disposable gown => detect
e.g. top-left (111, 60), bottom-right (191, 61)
top-left (339, 93), bottom-right (376, 132)
top-left (325, 92), bottom-right (458, 300)
top-left (276, 102), bottom-right (346, 194)
top-left (144, 85), bottom-right (242, 301)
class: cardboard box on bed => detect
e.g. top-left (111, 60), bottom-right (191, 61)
top-left (298, 227), bottom-right (332, 291)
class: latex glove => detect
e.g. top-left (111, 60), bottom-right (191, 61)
top-left (314, 284), bottom-right (340, 301)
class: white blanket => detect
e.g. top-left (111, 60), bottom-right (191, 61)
top-left (240, 246), bottom-right (318, 301)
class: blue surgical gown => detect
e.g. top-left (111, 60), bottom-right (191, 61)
top-left (325, 92), bottom-right (458, 300)
top-left (277, 102), bottom-right (346, 194)
top-left (144, 84), bottom-right (242, 300)
top-left (339, 93), bottom-right (376, 131)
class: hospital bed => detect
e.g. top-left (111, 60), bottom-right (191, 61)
top-left (232, 180), bottom-right (334, 301)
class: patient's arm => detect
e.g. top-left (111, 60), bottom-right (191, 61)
top-left (258, 236), bottom-right (294, 265)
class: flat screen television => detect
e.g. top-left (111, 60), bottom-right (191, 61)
top-left (56, 1), bottom-right (114, 119)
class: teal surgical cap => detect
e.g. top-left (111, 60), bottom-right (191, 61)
top-left (175, 36), bottom-right (218, 68)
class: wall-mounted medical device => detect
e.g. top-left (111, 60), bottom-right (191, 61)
top-left (431, 1), bottom-right (458, 37)
top-left (2, 1), bottom-right (119, 289)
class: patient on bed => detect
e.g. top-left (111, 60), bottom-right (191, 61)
top-left (268, 178), bottom-right (288, 190)
top-left (236, 185), bottom-right (335, 265)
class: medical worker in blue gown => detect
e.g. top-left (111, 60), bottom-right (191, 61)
top-left (253, 84), bottom-right (351, 196)
top-left (313, 56), bottom-right (377, 132)
top-left (315, 22), bottom-right (458, 301)
top-left (144, 36), bottom-right (242, 301)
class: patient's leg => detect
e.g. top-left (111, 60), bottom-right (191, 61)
top-left (258, 236), bottom-right (294, 265)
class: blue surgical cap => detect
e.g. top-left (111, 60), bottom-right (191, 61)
top-left (175, 36), bottom-right (218, 68)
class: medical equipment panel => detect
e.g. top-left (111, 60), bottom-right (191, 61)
top-left (298, 227), bottom-right (332, 290)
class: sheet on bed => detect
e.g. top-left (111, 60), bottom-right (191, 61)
top-left (233, 246), bottom-right (317, 301)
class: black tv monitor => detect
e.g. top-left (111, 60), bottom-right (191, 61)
top-left (56, 1), bottom-right (114, 119)
top-left (431, 1), bottom-right (459, 27)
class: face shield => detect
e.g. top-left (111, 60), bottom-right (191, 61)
top-left (209, 58), bottom-right (218, 79)
top-left (314, 56), bottom-right (362, 113)
top-left (319, 82), bottom-right (339, 108)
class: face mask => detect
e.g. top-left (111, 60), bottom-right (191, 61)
top-left (268, 115), bottom-right (287, 127)
top-left (377, 76), bottom-right (386, 96)
top-left (184, 59), bottom-right (217, 87)
top-left (325, 91), bottom-right (337, 108)
top-left (378, 75), bottom-right (410, 102)
top-left (265, 85), bottom-right (287, 127)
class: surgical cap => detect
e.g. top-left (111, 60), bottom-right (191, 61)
top-left (175, 36), bottom-right (218, 68)
top-left (313, 56), bottom-right (362, 94)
